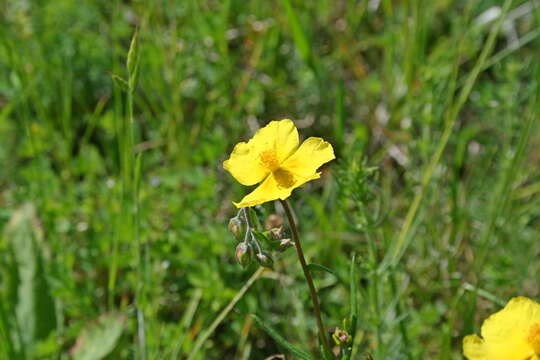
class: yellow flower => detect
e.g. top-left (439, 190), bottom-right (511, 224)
top-left (223, 119), bottom-right (335, 208)
top-left (463, 296), bottom-right (540, 360)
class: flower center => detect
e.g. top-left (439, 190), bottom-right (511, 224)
top-left (259, 150), bottom-right (295, 188)
top-left (273, 168), bottom-right (295, 188)
top-left (527, 323), bottom-right (540, 354)
top-left (259, 150), bottom-right (280, 171)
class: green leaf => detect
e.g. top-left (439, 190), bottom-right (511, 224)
top-left (251, 314), bottom-right (314, 360)
top-left (72, 313), bottom-right (126, 360)
top-left (251, 229), bottom-right (270, 244)
top-left (111, 75), bottom-right (129, 92)
top-left (307, 263), bottom-right (335, 276)
top-left (126, 28), bottom-right (141, 90)
top-left (126, 28), bottom-right (140, 75)
top-left (4, 204), bottom-right (56, 354)
top-left (251, 229), bottom-right (282, 251)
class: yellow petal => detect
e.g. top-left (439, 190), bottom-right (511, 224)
top-left (223, 119), bottom-right (299, 185)
top-left (475, 297), bottom-right (540, 360)
top-left (255, 119), bottom-right (299, 164)
top-left (233, 170), bottom-right (319, 208)
top-left (463, 335), bottom-right (487, 360)
top-left (482, 297), bottom-right (540, 342)
top-left (233, 174), bottom-right (290, 208)
top-left (281, 136), bottom-right (335, 179)
top-left (223, 142), bottom-right (269, 186)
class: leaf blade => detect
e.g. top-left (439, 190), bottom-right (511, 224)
top-left (251, 314), bottom-right (314, 360)
top-left (72, 313), bottom-right (126, 360)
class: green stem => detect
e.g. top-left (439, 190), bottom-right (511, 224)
top-left (280, 199), bottom-right (331, 357)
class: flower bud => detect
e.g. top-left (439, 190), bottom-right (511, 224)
top-left (255, 251), bottom-right (274, 268)
top-left (265, 214), bottom-right (283, 230)
top-left (235, 242), bottom-right (252, 267)
top-left (332, 328), bottom-right (351, 346)
top-left (278, 238), bottom-right (294, 252)
top-left (269, 226), bottom-right (284, 241)
top-left (228, 216), bottom-right (243, 240)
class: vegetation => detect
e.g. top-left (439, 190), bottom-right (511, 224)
top-left (1, 0), bottom-right (540, 359)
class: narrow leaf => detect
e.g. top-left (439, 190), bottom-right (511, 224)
top-left (279, 0), bottom-right (310, 62)
top-left (251, 314), bottom-right (314, 360)
top-left (279, 0), bottom-right (319, 79)
top-left (251, 229), bottom-right (270, 244)
top-left (126, 28), bottom-right (139, 75)
top-left (307, 263), bottom-right (335, 276)
top-left (111, 75), bottom-right (129, 92)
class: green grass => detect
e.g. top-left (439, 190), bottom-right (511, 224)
top-left (1, 0), bottom-right (540, 359)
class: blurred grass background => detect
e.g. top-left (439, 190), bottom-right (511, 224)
top-left (1, 0), bottom-right (540, 359)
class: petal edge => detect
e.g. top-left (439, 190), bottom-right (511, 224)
top-left (281, 137), bottom-right (335, 178)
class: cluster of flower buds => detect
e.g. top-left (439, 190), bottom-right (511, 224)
top-left (227, 210), bottom-right (294, 269)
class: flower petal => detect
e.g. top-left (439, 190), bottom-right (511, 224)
top-left (281, 137), bottom-right (335, 178)
top-left (463, 335), bottom-right (487, 360)
top-left (254, 119), bottom-right (299, 163)
top-left (223, 119), bottom-right (299, 185)
top-left (481, 297), bottom-right (540, 342)
top-left (233, 170), bottom-right (320, 208)
top-left (233, 175), bottom-right (289, 208)
top-left (223, 142), bottom-right (270, 186)
top-left (479, 297), bottom-right (540, 360)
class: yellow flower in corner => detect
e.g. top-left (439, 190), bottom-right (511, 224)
top-left (463, 296), bottom-right (540, 360)
top-left (223, 119), bottom-right (335, 208)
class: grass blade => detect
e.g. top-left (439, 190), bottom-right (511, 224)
top-left (186, 267), bottom-right (265, 360)
top-left (251, 314), bottom-right (315, 360)
top-left (307, 263), bottom-right (335, 276)
top-left (279, 0), bottom-right (319, 80)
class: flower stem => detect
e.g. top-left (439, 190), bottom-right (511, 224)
top-left (280, 199), bottom-right (331, 357)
